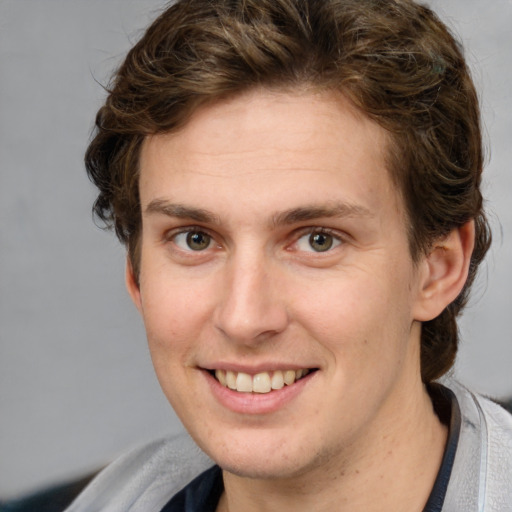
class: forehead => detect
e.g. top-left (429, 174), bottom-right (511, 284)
top-left (139, 89), bottom-right (403, 223)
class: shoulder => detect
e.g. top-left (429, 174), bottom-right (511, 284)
top-left (65, 432), bottom-right (214, 512)
top-left (442, 379), bottom-right (512, 511)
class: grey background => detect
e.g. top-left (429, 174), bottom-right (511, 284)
top-left (0, 0), bottom-right (511, 500)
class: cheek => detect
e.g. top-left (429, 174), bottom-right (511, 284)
top-left (290, 269), bottom-right (414, 362)
top-left (139, 272), bottom-right (213, 355)
top-left (139, 277), bottom-right (209, 405)
top-left (291, 273), bottom-right (388, 331)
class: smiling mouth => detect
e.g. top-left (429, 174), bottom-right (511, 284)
top-left (211, 369), bottom-right (315, 394)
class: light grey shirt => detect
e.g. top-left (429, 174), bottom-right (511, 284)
top-left (65, 379), bottom-right (512, 512)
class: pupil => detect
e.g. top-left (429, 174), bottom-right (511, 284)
top-left (187, 232), bottom-right (210, 250)
top-left (310, 233), bottom-right (333, 252)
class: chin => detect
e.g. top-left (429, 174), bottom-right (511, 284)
top-left (196, 429), bottom-right (334, 481)
top-left (218, 456), bottom-right (312, 481)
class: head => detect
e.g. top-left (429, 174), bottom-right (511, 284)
top-left (86, 0), bottom-right (490, 383)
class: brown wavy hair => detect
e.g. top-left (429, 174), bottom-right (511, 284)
top-left (86, 0), bottom-right (491, 382)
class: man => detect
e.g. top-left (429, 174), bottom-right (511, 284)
top-left (67, 0), bottom-right (512, 510)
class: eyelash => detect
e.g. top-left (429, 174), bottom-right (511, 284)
top-left (165, 225), bottom-right (345, 255)
top-left (165, 227), bottom-right (217, 253)
top-left (292, 227), bottom-right (343, 253)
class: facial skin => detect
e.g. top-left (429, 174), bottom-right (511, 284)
top-left (128, 89), bottom-right (473, 511)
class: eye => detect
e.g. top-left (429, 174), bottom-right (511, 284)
top-left (296, 231), bottom-right (341, 253)
top-left (173, 230), bottom-right (213, 251)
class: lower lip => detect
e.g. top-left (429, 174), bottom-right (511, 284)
top-left (203, 370), bottom-right (316, 415)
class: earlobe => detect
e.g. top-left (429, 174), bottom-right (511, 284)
top-left (125, 257), bottom-right (143, 312)
top-left (413, 221), bottom-right (475, 322)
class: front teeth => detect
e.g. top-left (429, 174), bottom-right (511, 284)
top-left (214, 369), bottom-right (310, 394)
top-left (236, 372), bottom-right (253, 392)
top-left (252, 372), bottom-right (271, 393)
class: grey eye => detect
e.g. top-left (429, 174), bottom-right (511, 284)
top-left (186, 231), bottom-right (211, 251)
top-left (309, 232), bottom-right (334, 252)
top-left (174, 231), bottom-right (212, 251)
top-left (296, 231), bottom-right (341, 253)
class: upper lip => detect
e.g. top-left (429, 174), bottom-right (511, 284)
top-left (200, 362), bottom-right (318, 374)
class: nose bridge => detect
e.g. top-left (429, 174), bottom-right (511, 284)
top-left (215, 246), bottom-right (288, 345)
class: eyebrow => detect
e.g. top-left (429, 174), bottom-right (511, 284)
top-left (144, 199), bottom-right (372, 226)
top-left (271, 203), bottom-right (373, 227)
top-left (145, 199), bottom-right (221, 224)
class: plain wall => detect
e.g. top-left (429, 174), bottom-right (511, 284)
top-left (1, 0), bottom-right (511, 500)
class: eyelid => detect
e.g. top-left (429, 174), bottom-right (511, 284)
top-left (164, 225), bottom-right (220, 251)
top-left (290, 226), bottom-right (345, 252)
top-left (162, 224), bottom-right (346, 254)
top-left (293, 226), bottom-right (344, 239)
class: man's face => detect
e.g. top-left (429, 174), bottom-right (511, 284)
top-left (130, 89), bottom-right (429, 480)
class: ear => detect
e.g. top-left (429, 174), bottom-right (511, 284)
top-left (125, 256), bottom-right (143, 313)
top-left (413, 221), bottom-right (475, 322)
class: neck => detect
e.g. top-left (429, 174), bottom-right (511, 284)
top-left (218, 376), bottom-right (447, 512)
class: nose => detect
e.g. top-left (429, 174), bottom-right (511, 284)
top-left (213, 253), bottom-right (289, 346)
